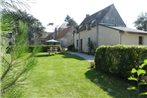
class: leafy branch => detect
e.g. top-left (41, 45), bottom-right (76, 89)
top-left (0, 20), bottom-right (38, 97)
top-left (128, 59), bottom-right (147, 97)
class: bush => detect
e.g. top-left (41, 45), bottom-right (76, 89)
top-left (95, 45), bottom-right (147, 79)
top-left (29, 45), bottom-right (48, 52)
top-left (41, 45), bottom-right (49, 52)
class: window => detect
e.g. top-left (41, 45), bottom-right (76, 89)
top-left (139, 36), bottom-right (143, 45)
top-left (88, 37), bottom-right (91, 44)
top-left (91, 20), bottom-right (96, 27)
top-left (76, 40), bottom-right (78, 47)
top-left (80, 39), bottom-right (83, 51)
top-left (86, 23), bottom-right (91, 30)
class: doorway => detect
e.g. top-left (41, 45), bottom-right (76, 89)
top-left (80, 39), bottom-right (83, 52)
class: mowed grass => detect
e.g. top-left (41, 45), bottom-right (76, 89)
top-left (22, 53), bottom-right (137, 98)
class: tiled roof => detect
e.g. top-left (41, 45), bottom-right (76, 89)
top-left (80, 4), bottom-right (114, 26)
top-left (56, 27), bottom-right (72, 39)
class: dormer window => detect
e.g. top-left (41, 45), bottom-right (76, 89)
top-left (79, 24), bottom-right (86, 31)
top-left (91, 20), bottom-right (96, 27)
top-left (86, 23), bottom-right (91, 30)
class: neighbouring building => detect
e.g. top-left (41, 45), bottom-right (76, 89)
top-left (43, 23), bottom-right (75, 48)
top-left (74, 4), bottom-right (147, 53)
top-left (39, 32), bottom-right (54, 44)
top-left (56, 26), bottom-right (75, 48)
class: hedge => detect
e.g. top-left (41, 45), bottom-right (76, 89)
top-left (95, 45), bottom-right (147, 79)
top-left (29, 45), bottom-right (48, 52)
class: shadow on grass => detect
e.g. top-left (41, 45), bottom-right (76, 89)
top-left (35, 52), bottom-right (85, 61)
top-left (85, 69), bottom-right (138, 98)
top-left (61, 53), bottom-right (85, 61)
top-left (35, 52), bottom-right (54, 57)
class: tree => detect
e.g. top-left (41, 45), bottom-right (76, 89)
top-left (1, 9), bottom-right (45, 44)
top-left (1, 20), bottom-right (37, 94)
top-left (0, 0), bottom-right (30, 11)
top-left (134, 13), bottom-right (147, 31)
top-left (28, 19), bottom-right (45, 44)
top-left (0, 0), bottom-right (39, 97)
top-left (64, 15), bottom-right (78, 27)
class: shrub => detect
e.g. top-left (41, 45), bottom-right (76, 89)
top-left (29, 45), bottom-right (48, 52)
top-left (41, 45), bottom-right (49, 52)
top-left (95, 45), bottom-right (147, 79)
top-left (128, 59), bottom-right (147, 97)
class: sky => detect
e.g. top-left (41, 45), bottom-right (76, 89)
top-left (27, 0), bottom-right (147, 32)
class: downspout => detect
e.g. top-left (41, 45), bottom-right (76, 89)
top-left (119, 31), bottom-right (122, 44)
top-left (96, 20), bottom-right (99, 46)
top-left (119, 31), bottom-right (124, 44)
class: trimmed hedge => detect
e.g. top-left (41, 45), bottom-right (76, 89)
top-left (95, 45), bottom-right (147, 79)
top-left (29, 45), bottom-right (48, 52)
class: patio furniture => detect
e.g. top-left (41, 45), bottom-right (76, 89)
top-left (45, 39), bottom-right (62, 55)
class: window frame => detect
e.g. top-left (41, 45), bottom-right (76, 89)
top-left (139, 36), bottom-right (143, 45)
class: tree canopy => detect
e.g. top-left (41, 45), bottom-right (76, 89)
top-left (0, 0), bottom-right (30, 11)
top-left (1, 9), bottom-right (45, 44)
top-left (64, 15), bottom-right (78, 27)
top-left (134, 13), bottom-right (147, 31)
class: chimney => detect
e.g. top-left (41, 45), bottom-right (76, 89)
top-left (86, 14), bottom-right (90, 18)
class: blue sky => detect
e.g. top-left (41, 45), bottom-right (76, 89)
top-left (27, 0), bottom-right (147, 32)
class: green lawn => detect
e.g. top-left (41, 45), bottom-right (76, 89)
top-left (22, 53), bottom-right (137, 98)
